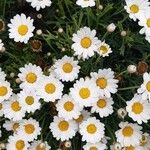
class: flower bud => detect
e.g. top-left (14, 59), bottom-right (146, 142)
top-left (107, 23), bottom-right (116, 33)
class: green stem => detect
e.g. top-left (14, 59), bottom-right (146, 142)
top-left (118, 86), bottom-right (139, 91)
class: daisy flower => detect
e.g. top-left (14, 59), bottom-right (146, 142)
top-left (0, 80), bottom-right (12, 103)
top-left (79, 117), bottom-right (105, 143)
top-left (139, 133), bottom-right (150, 150)
top-left (8, 14), bottom-right (35, 43)
top-left (124, 0), bottom-right (150, 21)
top-left (137, 72), bottom-right (150, 100)
top-left (36, 75), bottom-right (64, 102)
top-left (18, 63), bottom-right (43, 90)
top-left (56, 94), bottom-right (82, 121)
top-left (3, 94), bottom-right (25, 121)
top-left (3, 120), bottom-right (21, 132)
top-left (70, 78), bottom-right (100, 107)
top-left (18, 89), bottom-right (41, 113)
top-left (0, 67), bottom-right (6, 81)
top-left (53, 55), bottom-right (80, 82)
top-left (90, 68), bottom-right (118, 98)
top-left (6, 134), bottom-right (30, 150)
top-left (145, 35), bottom-right (150, 43)
top-left (71, 27), bottom-right (100, 59)
top-left (0, 102), bottom-right (4, 117)
top-left (76, 0), bottom-right (95, 8)
top-left (91, 96), bottom-right (114, 118)
top-left (126, 94), bottom-right (150, 124)
top-left (26, 0), bottom-right (52, 11)
top-left (83, 142), bottom-right (107, 150)
top-left (115, 122), bottom-right (142, 147)
top-left (29, 140), bottom-right (51, 150)
top-left (96, 41), bottom-right (112, 57)
top-left (49, 116), bottom-right (78, 141)
top-left (17, 118), bottom-right (41, 142)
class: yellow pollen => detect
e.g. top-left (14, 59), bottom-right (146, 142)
top-left (125, 146), bottom-right (135, 150)
top-left (81, 37), bottom-right (92, 48)
top-left (147, 18), bottom-right (150, 27)
top-left (140, 135), bottom-right (148, 147)
top-left (146, 81), bottom-right (150, 92)
top-left (13, 123), bottom-right (20, 132)
top-left (24, 124), bottom-right (35, 134)
top-left (64, 101), bottom-right (74, 112)
top-left (75, 114), bottom-right (84, 123)
top-left (15, 140), bottom-right (25, 150)
top-left (62, 63), bottom-right (73, 73)
top-left (90, 147), bottom-right (98, 150)
top-left (45, 83), bottom-right (56, 94)
top-left (0, 86), bottom-right (8, 96)
top-left (132, 102), bottom-right (143, 114)
top-left (86, 124), bottom-right (97, 134)
top-left (25, 96), bottom-right (34, 105)
top-left (36, 144), bottom-right (46, 150)
top-left (11, 101), bottom-right (21, 112)
top-left (130, 4), bottom-right (139, 13)
top-left (79, 88), bottom-right (90, 99)
top-left (26, 72), bottom-right (37, 83)
top-left (58, 121), bottom-right (69, 131)
top-left (96, 78), bottom-right (107, 89)
top-left (99, 46), bottom-right (108, 54)
top-left (122, 126), bottom-right (134, 137)
top-left (0, 103), bottom-right (3, 110)
top-left (18, 25), bottom-right (28, 36)
top-left (97, 99), bottom-right (107, 108)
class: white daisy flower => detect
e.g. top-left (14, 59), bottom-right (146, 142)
top-left (56, 94), bottom-right (82, 121)
top-left (91, 96), bottom-right (114, 118)
top-left (145, 35), bottom-right (150, 43)
top-left (3, 120), bottom-right (21, 132)
top-left (126, 94), bottom-right (150, 124)
top-left (0, 39), bottom-right (4, 51)
top-left (8, 14), bottom-right (35, 43)
top-left (26, 0), bottom-right (52, 11)
top-left (139, 133), bottom-right (150, 150)
top-left (3, 94), bottom-right (25, 121)
top-left (96, 41), bottom-right (112, 57)
top-left (115, 122), bottom-right (142, 147)
top-left (53, 55), bottom-right (80, 82)
top-left (74, 109), bottom-right (91, 124)
top-left (36, 75), bottom-right (64, 102)
top-left (72, 26), bottom-right (100, 59)
top-left (124, 0), bottom-right (150, 21)
top-left (83, 142), bottom-right (107, 150)
top-left (17, 118), bottom-right (41, 142)
top-left (138, 8), bottom-right (150, 37)
top-left (79, 117), bottom-right (105, 143)
top-left (0, 102), bottom-right (4, 117)
top-left (6, 134), bottom-right (30, 150)
top-left (76, 0), bottom-right (95, 8)
top-left (18, 89), bottom-right (41, 113)
top-left (90, 68), bottom-right (118, 98)
top-left (0, 80), bottom-right (12, 103)
top-left (18, 63), bottom-right (43, 90)
top-left (70, 78), bottom-right (100, 107)
top-left (29, 140), bottom-right (51, 150)
top-left (137, 72), bottom-right (150, 101)
top-left (49, 116), bottom-right (78, 141)
top-left (0, 67), bottom-right (6, 81)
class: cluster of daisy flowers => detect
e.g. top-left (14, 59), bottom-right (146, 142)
top-left (124, 0), bottom-right (150, 43)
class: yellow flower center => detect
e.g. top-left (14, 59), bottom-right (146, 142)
top-left (13, 123), bottom-right (20, 132)
top-left (18, 25), bottom-right (28, 36)
top-left (122, 126), bottom-right (134, 137)
top-left (130, 4), bottom-right (139, 13)
top-left (64, 101), bottom-right (74, 112)
top-left (99, 46), bottom-right (108, 54)
top-left (25, 96), bottom-right (34, 105)
top-left (36, 144), bottom-right (46, 150)
top-left (11, 101), bottom-right (21, 112)
top-left (0, 103), bottom-right (3, 110)
top-left (15, 140), bottom-right (25, 150)
top-left (97, 99), bottom-right (107, 108)
top-left (125, 146), bottom-right (135, 150)
top-left (87, 124), bottom-right (97, 134)
top-left (45, 83), bottom-right (56, 94)
top-left (79, 88), bottom-right (90, 99)
top-left (90, 147), bottom-right (98, 150)
top-left (58, 121), bottom-right (69, 131)
top-left (96, 78), bottom-right (107, 89)
top-left (140, 135), bottom-right (148, 147)
top-left (74, 114), bottom-right (84, 123)
top-left (81, 37), bottom-right (92, 48)
top-left (62, 63), bottom-right (73, 73)
top-left (146, 81), bottom-right (150, 92)
top-left (0, 86), bottom-right (8, 96)
top-left (132, 102), bottom-right (143, 114)
top-left (147, 18), bottom-right (150, 28)
top-left (26, 72), bottom-right (37, 83)
top-left (24, 124), bottom-right (35, 134)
